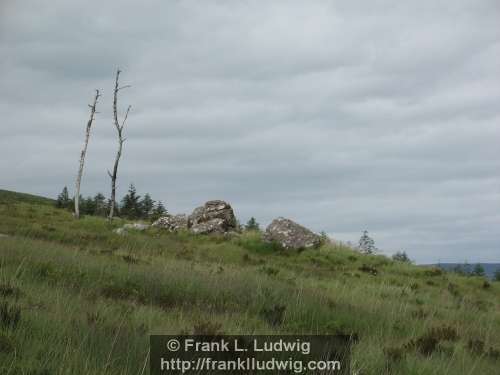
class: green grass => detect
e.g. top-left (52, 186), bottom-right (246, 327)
top-left (0, 197), bottom-right (499, 374)
top-left (0, 189), bottom-right (55, 206)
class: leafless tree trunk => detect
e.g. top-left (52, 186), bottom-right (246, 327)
top-left (74, 89), bottom-right (100, 219)
top-left (108, 69), bottom-right (131, 221)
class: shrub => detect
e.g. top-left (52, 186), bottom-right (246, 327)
top-left (0, 301), bottom-right (21, 329)
top-left (0, 283), bottom-right (21, 298)
top-left (192, 320), bottom-right (223, 335)
top-left (494, 269), bottom-right (500, 282)
top-left (447, 283), bottom-right (460, 298)
top-left (405, 326), bottom-right (458, 356)
top-left (384, 346), bottom-right (404, 362)
top-left (424, 267), bottom-right (443, 277)
top-left (467, 339), bottom-right (485, 355)
top-left (0, 333), bottom-right (14, 353)
top-left (358, 264), bottom-right (378, 276)
top-left (259, 266), bottom-right (279, 277)
top-left (260, 304), bottom-right (286, 327)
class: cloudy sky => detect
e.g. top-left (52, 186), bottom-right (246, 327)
top-left (1, 1), bottom-right (499, 263)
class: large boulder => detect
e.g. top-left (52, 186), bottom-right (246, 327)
top-left (152, 214), bottom-right (188, 231)
top-left (264, 217), bottom-right (321, 250)
top-left (188, 200), bottom-right (238, 234)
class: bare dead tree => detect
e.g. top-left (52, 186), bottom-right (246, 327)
top-left (74, 89), bottom-right (100, 219)
top-left (108, 69), bottom-right (131, 220)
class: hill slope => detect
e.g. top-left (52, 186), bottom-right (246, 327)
top-left (0, 188), bottom-right (55, 205)
top-left (0, 195), bottom-right (499, 374)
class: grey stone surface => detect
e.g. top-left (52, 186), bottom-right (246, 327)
top-left (188, 200), bottom-right (238, 234)
top-left (114, 223), bottom-right (149, 235)
top-left (123, 223), bottom-right (149, 231)
top-left (264, 217), bottom-right (321, 250)
top-left (152, 214), bottom-right (188, 231)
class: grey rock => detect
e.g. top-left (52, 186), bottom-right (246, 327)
top-left (190, 218), bottom-right (226, 234)
top-left (188, 200), bottom-right (238, 234)
top-left (123, 223), bottom-right (149, 231)
top-left (113, 227), bottom-right (127, 235)
top-left (113, 223), bottom-right (149, 235)
top-left (152, 214), bottom-right (188, 231)
top-left (264, 217), bottom-right (321, 250)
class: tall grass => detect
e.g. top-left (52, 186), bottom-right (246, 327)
top-left (0, 202), bottom-right (499, 374)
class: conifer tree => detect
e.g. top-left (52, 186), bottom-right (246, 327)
top-left (83, 196), bottom-right (96, 216)
top-left (150, 201), bottom-right (167, 222)
top-left (56, 186), bottom-right (71, 209)
top-left (93, 193), bottom-right (107, 217)
top-left (358, 230), bottom-right (376, 254)
top-left (472, 263), bottom-right (485, 277)
top-left (140, 193), bottom-right (155, 219)
top-left (494, 269), bottom-right (500, 282)
top-left (120, 184), bottom-right (141, 219)
top-left (392, 251), bottom-right (412, 263)
top-left (245, 217), bottom-right (260, 231)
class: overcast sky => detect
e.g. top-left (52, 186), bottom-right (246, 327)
top-left (1, 0), bottom-right (499, 263)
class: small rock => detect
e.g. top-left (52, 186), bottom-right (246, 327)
top-left (0, 233), bottom-right (9, 238)
top-left (264, 217), bottom-right (321, 250)
top-left (122, 223), bottom-right (149, 231)
top-left (113, 228), bottom-right (127, 235)
top-left (113, 223), bottom-right (149, 235)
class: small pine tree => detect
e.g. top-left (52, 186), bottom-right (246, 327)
top-left (55, 186), bottom-right (71, 209)
top-left (83, 196), bottom-right (96, 216)
top-left (494, 268), bottom-right (500, 282)
top-left (120, 184), bottom-right (142, 219)
top-left (150, 201), bottom-right (168, 222)
top-left (245, 217), bottom-right (260, 231)
top-left (93, 193), bottom-right (107, 217)
top-left (106, 199), bottom-right (119, 218)
top-left (471, 263), bottom-right (485, 277)
top-left (358, 230), bottom-right (376, 254)
top-left (392, 251), bottom-right (412, 263)
top-left (71, 194), bottom-right (84, 213)
top-left (140, 193), bottom-right (155, 219)
top-left (453, 264), bottom-right (467, 276)
top-left (319, 231), bottom-right (330, 245)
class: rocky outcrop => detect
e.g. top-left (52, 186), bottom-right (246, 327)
top-left (188, 200), bottom-right (238, 234)
top-left (264, 217), bottom-right (321, 250)
top-left (152, 214), bottom-right (188, 231)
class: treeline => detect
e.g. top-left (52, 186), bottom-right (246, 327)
top-left (55, 184), bottom-right (167, 221)
top-left (447, 263), bottom-right (491, 278)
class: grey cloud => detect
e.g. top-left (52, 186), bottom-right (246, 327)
top-left (1, 0), bottom-right (499, 264)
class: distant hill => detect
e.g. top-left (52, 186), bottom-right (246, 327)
top-left (429, 263), bottom-right (500, 279)
top-left (0, 188), bottom-right (55, 205)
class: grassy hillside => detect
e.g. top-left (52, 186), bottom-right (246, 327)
top-left (0, 189), bottom-right (55, 206)
top-left (0, 198), bottom-right (499, 374)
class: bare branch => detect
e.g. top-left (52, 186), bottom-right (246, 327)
top-left (118, 85), bottom-right (131, 91)
top-left (121, 105), bottom-right (131, 129)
